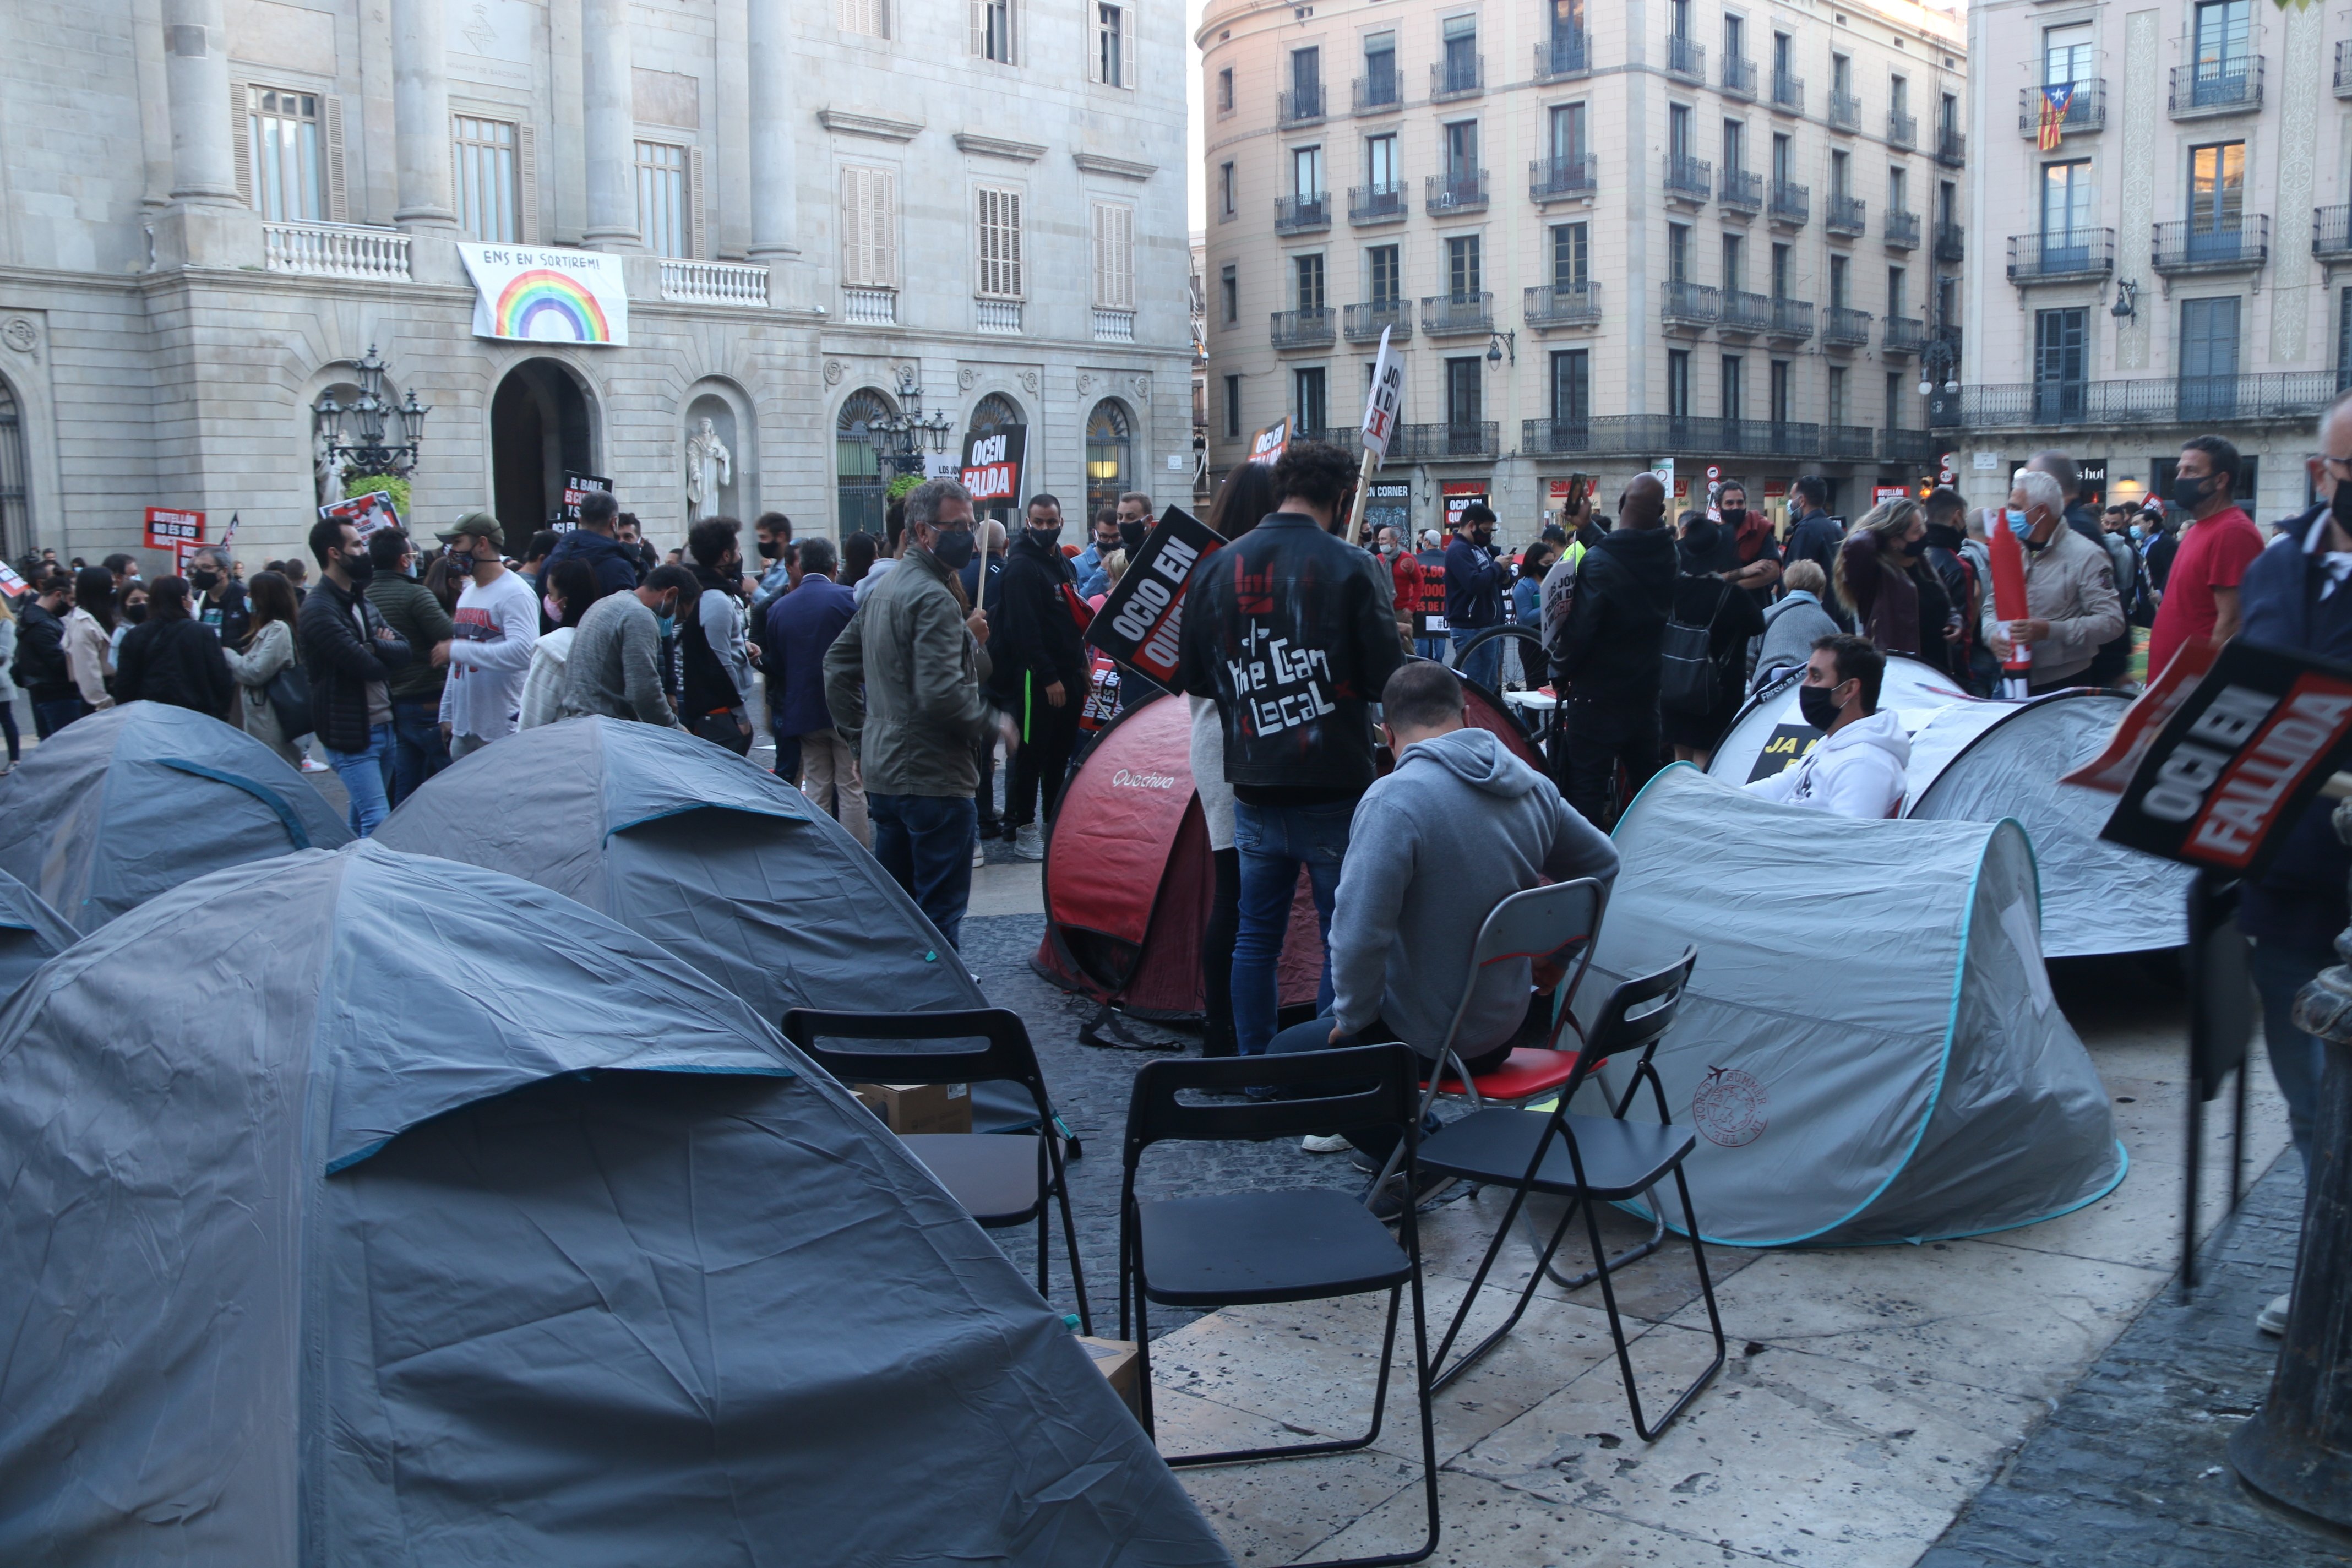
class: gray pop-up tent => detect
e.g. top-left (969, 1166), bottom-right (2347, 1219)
top-left (0, 867), bottom-right (75, 1003)
top-left (377, 716), bottom-right (986, 1018)
top-left (0, 841), bottom-right (1227, 1566)
top-left (1580, 765), bottom-right (2125, 1246)
top-left (0, 701), bottom-right (350, 930)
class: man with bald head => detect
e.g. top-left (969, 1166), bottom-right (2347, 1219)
top-left (1546, 471), bottom-right (1679, 825)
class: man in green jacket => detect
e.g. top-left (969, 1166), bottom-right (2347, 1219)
top-left (366, 527), bottom-right (454, 806)
top-left (824, 478), bottom-right (1004, 949)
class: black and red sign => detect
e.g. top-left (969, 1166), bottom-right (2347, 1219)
top-left (1083, 505), bottom-right (1221, 685)
top-left (960, 425), bottom-right (1026, 508)
top-left (2100, 640), bottom-right (2352, 877)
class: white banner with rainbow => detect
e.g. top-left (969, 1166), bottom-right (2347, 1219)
top-left (456, 243), bottom-right (631, 347)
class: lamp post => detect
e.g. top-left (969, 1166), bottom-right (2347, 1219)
top-left (315, 345), bottom-right (429, 481)
top-left (858, 366), bottom-right (955, 480)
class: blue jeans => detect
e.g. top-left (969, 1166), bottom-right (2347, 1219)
top-left (389, 698), bottom-right (448, 808)
top-left (1414, 636), bottom-right (1447, 663)
top-left (2250, 937), bottom-right (2332, 1169)
top-left (870, 791), bottom-right (978, 950)
top-left (1451, 627), bottom-right (1502, 693)
top-left (325, 722), bottom-right (394, 838)
top-left (1232, 798), bottom-right (1351, 1056)
top-left (31, 697), bottom-right (86, 740)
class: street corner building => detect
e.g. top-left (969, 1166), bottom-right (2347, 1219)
top-left (0, 0), bottom-right (1195, 570)
top-left (1197, 0), bottom-right (1969, 541)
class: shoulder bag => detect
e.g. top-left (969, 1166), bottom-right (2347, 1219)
top-left (1659, 576), bottom-right (1731, 717)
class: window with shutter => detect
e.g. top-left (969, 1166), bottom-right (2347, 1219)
top-left (453, 116), bottom-right (521, 242)
top-left (842, 166), bottom-right (899, 287)
top-left (634, 140), bottom-right (691, 258)
top-left (1091, 202), bottom-right (1134, 308)
top-left (976, 187), bottom-right (1022, 298)
top-left (243, 86), bottom-right (328, 221)
top-left (838, 0), bottom-right (889, 39)
top-left (972, 0), bottom-right (1014, 62)
top-left (516, 122), bottom-right (540, 242)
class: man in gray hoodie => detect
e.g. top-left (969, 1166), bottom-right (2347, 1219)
top-left (1268, 660), bottom-right (1619, 1203)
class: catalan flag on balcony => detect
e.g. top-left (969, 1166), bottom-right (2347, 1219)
top-left (2037, 83), bottom-right (2074, 151)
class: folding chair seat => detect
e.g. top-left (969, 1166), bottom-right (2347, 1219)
top-left (1417, 949), bottom-right (1728, 1439)
top-left (783, 1007), bottom-right (1091, 1334)
top-left (1121, 1045), bottom-right (1440, 1568)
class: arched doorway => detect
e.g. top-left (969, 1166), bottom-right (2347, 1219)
top-left (836, 387), bottom-right (896, 540)
top-left (0, 378), bottom-right (29, 564)
top-left (1085, 399), bottom-right (1133, 518)
top-left (968, 391), bottom-right (1026, 525)
top-left (491, 360), bottom-right (595, 538)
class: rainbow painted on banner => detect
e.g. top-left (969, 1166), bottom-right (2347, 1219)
top-left (493, 268), bottom-right (612, 342)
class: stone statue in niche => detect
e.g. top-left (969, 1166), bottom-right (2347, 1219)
top-left (685, 416), bottom-right (733, 522)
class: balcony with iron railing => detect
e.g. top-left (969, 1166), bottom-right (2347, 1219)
top-left (1881, 428), bottom-right (1943, 463)
top-left (1431, 56), bottom-right (1484, 102)
top-left (1719, 168), bottom-right (1763, 215)
top-left (2338, 41), bottom-right (2352, 99)
top-left (1425, 170), bottom-right (1489, 215)
top-left (1825, 193), bottom-right (1865, 237)
top-left (2150, 215), bottom-right (2269, 274)
top-left (2007, 228), bottom-right (2116, 284)
top-left (1278, 84), bottom-right (1326, 127)
top-left (1391, 422), bottom-right (1499, 460)
top-left (1820, 425), bottom-right (1875, 459)
top-left (1885, 210), bottom-right (1921, 250)
top-left (1889, 108), bottom-right (1917, 147)
top-left (1771, 71), bottom-right (1804, 113)
top-left (1420, 292), bottom-right (1496, 336)
top-left (1769, 179), bottom-right (1810, 227)
top-left (1723, 55), bottom-right (1757, 98)
top-left (1882, 316), bottom-right (1928, 357)
top-left (1934, 220), bottom-right (1966, 262)
top-left (2170, 57), bottom-right (2263, 118)
top-left (1349, 183), bottom-right (1407, 225)
top-left (1767, 296), bottom-right (1814, 341)
top-left (1353, 72), bottom-right (1402, 114)
top-left (1273, 193), bottom-right (1331, 235)
top-left (1829, 89), bottom-right (1861, 131)
top-left (1666, 34), bottom-right (1706, 82)
top-left (263, 221), bottom-right (412, 281)
top-left (1665, 154), bottom-right (1712, 206)
top-left (1343, 300), bottom-right (1413, 342)
top-left (1718, 290), bottom-right (1772, 336)
top-left (1526, 282), bottom-right (1602, 328)
top-left (2018, 79), bottom-right (2105, 136)
top-left (661, 258), bottom-right (769, 306)
top-left (1661, 280), bottom-right (1719, 331)
top-left (1530, 154), bottom-right (1597, 203)
top-left (1536, 29), bottom-right (1591, 81)
top-left (1823, 305), bottom-right (1873, 347)
top-left (1932, 371), bottom-right (2339, 430)
top-left (1937, 125), bottom-right (1965, 166)
top-left (1268, 308), bottom-right (1336, 349)
top-left (2316, 205), bottom-right (2352, 260)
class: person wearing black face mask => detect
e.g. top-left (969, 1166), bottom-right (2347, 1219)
top-left (748, 511), bottom-right (797, 619)
top-left (1743, 634), bottom-right (1908, 818)
top-left (990, 492), bottom-right (1088, 860)
top-left (2146, 435), bottom-right (2264, 679)
top-left (185, 548), bottom-right (249, 646)
top-left (296, 517), bottom-right (412, 837)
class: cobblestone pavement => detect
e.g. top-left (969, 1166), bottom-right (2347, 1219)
top-left (1920, 1156), bottom-right (2352, 1568)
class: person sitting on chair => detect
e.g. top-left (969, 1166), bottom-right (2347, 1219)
top-left (1268, 660), bottom-right (1620, 1216)
top-left (1741, 633), bottom-right (1910, 819)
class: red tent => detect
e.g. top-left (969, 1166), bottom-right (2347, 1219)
top-left (1032, 687), bottom-right (1547, 1021)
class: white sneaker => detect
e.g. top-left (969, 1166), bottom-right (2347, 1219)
top-left (971, 839), bottom-right (987, 868)
top-left (1301, 1133), bottom-right (1353, 1154)
top-left (1012, 823), bottom-right (1045, 861)
top-left (2257, 1291), bottom-right (2291, 1336)
top-left (301, 758), bottom-right (329, 773)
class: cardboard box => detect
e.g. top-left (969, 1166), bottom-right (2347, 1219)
top-left (1076, 1336), bottom-right (1142, 1421)
top-left (851, 1081), bottom-right (972, 1136)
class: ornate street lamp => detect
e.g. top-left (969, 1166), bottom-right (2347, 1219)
top-left (857, 366), bottom-right (956, 479)
top-left (1917, 332), bottom-right (1961, 399)
top-left (315, 345), bottom-right (429, 480)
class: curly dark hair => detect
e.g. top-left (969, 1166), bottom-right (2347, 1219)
top-left (1271, 439), bottom-right (1358, 515)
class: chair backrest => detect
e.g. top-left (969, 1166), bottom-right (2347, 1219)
top-left (1551, 946), bottom-right (1698, 1107)
top-left (1123, 1045), bottom-right (1422, 1170)
top-left (780, 1007), bottom-right (1051, 1123)
top-left (1438, 878), bottom-right (1610, 1058)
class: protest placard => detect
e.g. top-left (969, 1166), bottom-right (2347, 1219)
top-left (144, 507), bottom-right (204, 551)
top-left (1081, 506), bottom-right (1221, 685)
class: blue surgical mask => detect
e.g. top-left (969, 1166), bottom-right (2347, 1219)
top-left (2129, 525), bottom-right (2145, 542)
top-left (655, 612), bottom-right (676, 639)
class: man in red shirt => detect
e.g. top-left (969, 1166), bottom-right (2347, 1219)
top-left (2147, 435), bottom-right (2267, 679)
top-left (1374, 525), bottom-right (1420, 650)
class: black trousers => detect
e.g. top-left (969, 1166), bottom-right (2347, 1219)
top-left (1560, 695), bottom-right (1662, 830)
top-left (974, 733), bottom-right (999, 827)
top-left (1008, 691), bottom-right (1081, 827)
top-left (1202, 847), bottom-right (1241, 1056)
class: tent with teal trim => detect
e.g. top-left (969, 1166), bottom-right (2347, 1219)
top-left (0, 841), bottom-right (1228, 1565)
top-left (0, 701), bottom-right (352, 932)
top-left (0, 867), bottom-right (75, 1003)
top-left (1578, 764), bottom-right (2125, 1247)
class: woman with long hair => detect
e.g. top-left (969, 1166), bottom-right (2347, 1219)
top-left (63, 565), bottom-right (116, 712)
top-left (112, 576), bottom-right (235, 721)
top-left (219, 570), bottom-right (304, 764)
top-left (1834, 496), bottom-right (1957, 677)
top-left (518, 558), bottom-right (600, 730)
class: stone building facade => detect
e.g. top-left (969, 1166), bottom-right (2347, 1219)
top-left (1197, 0), bottom-right (1967, 541)
top-left (0, 0), bottom-right (1193, 569)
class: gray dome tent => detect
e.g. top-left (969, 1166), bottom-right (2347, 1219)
top-left (0, 842), bottom-right (1225, 1566)
top-left (0, 867), bottom-right (75, 1003)
top-left (375, 716), bottom-right (987, 1020)
top-left (0, 701), bottom-right (351, 931)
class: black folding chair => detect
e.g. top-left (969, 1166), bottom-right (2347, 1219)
top-left (1416, 949), bottom-right (1726, 1439)
top-left (782, 1007), bottom-right (1091, 1335)
top-left (1120, 1046), bottom-right (1439, 1568)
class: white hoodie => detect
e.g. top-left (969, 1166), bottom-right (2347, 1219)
top-left (1743, 706), bottom-right (1910, 819)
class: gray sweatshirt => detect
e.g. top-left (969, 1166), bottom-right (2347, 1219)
top-left (559, 591), bottom-right (682, 728)
top-left (1329, 726), bottom-right (1620, 1057)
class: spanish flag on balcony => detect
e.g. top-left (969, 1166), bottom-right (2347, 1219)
top-left (2037, 83), bottom-right (2074, 151)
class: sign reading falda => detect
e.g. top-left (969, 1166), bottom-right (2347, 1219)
top-left (1084, 506), bottom-right (1221, 685)
top-left (960, 424), bottom-right (1026, 507)
top-left (2101, 639), bottom-right (2352, 878)
top-left (457, 243), bottom-right (630, 346)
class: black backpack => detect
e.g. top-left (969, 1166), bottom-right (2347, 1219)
top-left (1660, 575), bottom-right (1729, 716)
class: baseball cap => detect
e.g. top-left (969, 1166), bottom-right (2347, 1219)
top-left (437, 511), bottom-right (504, 548)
